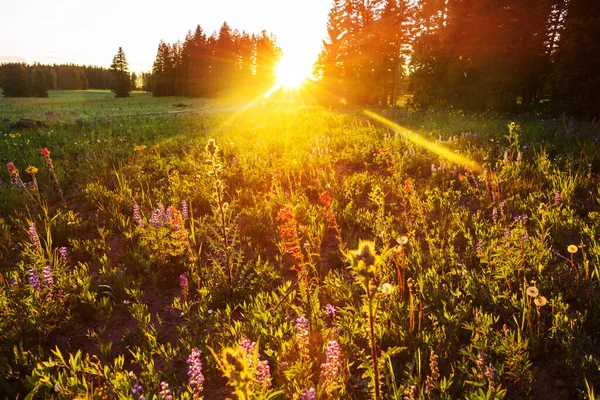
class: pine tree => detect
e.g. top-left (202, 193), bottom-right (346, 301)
top-left (551, 0), bottom-right (600, 115)
top-left (110, 47), bottom-right (131, 97)
top-left (130, 72), bottom-right (138, 91)
top-left (32, 68), bottom-right (48, 98)
top-left (0, 63), bottom-right (31, 97)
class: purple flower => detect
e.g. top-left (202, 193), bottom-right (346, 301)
top-left (29, 269), bottom-right (40, 291)
top-left (238, 337), bottom-right (272, 390)
top-left (9, 277), bottom-right (17, 285)
top-left (132, 383), bottom-right (144, 399)
top-left (42, 265), bottom-right (54, 287)
top-left (58, 247), bottom-right (68, 263)
top-left (492, 207), bottom-right (497, 222)
top-left (504, 227), bottom-right (511, 239)
top-left (180, 274), bottom-right (189, 298)
top-left (521, 233), bottom-right (529, 243)
top-left (499, 201), bottom-right (505, 216)
top-left (133, 201), bottom-right (145, 228)
top-left (296, 314), bottom-right (309, 348)
top-left (476, 239), bottom-right (483, 255)
top-left (325, 304), bottom-right (336, 317)
top-left (186, 348), bottom-right (204, 395)
top-left (300, 387), bottom-right (316, 400)
top-left (28, 222), bottom-right (40, 250)
top-left (150, 206), bottom-right (162, 228)
top-left (159, 381), bottom-right (172, 400)
top-left (320, 340), bottom-right (341, 383)
top-left (554, 191), bottom-right (561, 205)
top-left (181, 200), bottom-right (189, 219)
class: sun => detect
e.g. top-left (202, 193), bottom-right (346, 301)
top-left (275, 55), bottom-right (309, 89)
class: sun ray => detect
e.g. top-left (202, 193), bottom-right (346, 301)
top-left (363, 110), bottom-right (483, 173)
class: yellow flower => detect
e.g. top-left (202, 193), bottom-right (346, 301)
top-left (134, 145), bottom-right (146, 152)
top-left (567, 245), bottom-right (578, 254)
top-left (25, 166), bottom-right (38, 174)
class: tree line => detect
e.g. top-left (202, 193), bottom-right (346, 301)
top-left (150, 22), bottom-right (281, 98)
top-left (0, 63), bottom-right (141, 97)
top-left (315, 0), bottom-right (600, 115)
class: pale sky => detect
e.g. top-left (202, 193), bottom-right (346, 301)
top-left (0, 0), bottom-right (332, 75)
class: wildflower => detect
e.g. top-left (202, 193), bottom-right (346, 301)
top-left (205, 138), bottom-right (217, 155)
top-left (238, 337), bottom-right (272, 390)
top-left (503, 151), bottom-right (508, 164)
top-left (492, 207), bottom-right (497, 222)
top-left (534, 296), bottom-right (547, 307)
top-left (504, 227), bottom-right (511, 239)
top-left (150, 204), bottom-right (164, 228)
top-left (320, 340), bottom-right (341, 383)
top-left (133, 145), bottom-right (146, 151)
top-left (516, 152), bottom-right (522, 163)
top-left (476, 239), bottom-right (483, 255)
top-left (405, 385), bottom-right (417, 400)
top-left (159, 381), bottom-right (173, 400)
top-left (9, 277), bottom-right (17, 285)
top-left (181, 200), bottom-right (189, 219)
top-left (300, 388), bottom-right (316, 400)
top-left (180, 274), bottom-right (189, 299)
top-left (42, 265), bottom-right (54, 287)
top-left (404, 178), bottom-right (414, 194)
top-left (26, 166), bottom-right (38, 174)
top-left (567, 245), bottom-right (578, 254)
top-left (554, 191), bottom-right (561, 205)
top-left (476, 352), bottom-right (487, 376)
top-left (296, 314), bottom-right (309, 348)
top-left (398, 235), bottom-right (409, 245)
top-left (425, 350), bottom-right (440, 395)
top-left (380, 283), bottom-right (393, 295)
top-left (58, 247), bottom-right (68, 263)
top-left (499, 201), bottom-right (505, 216)
top-left (325, 304), bottom-right (336, 317)
top-left (276, 205), bottom-right (303, 263)
top-left (484, 363), bottom-right (497, 391)
top-left (133, 201), bottom-right (145, 228)
top-left (28, 222), bottom-right (40, 249)
top-left (521, 233), bottom-right (529, 243)
top-left (186, 347), bottom-right (204, 396)
top-left (7, 162), bottom-right (20, 180)
top-left (132, 383), bottom-right (144, 399)
top-left (526, 286), bottom-right (539, 298)
top-left (29, 269), bottom-right (40, 291)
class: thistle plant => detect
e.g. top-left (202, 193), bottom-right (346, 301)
top-left (211, 337), bottom-right (277, 400)
top-left (204, 138), bottom-right (242, 297)
top-left (346, 240), bottom-right (387, 399)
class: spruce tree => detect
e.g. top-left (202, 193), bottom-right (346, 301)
top-left (110, 47), bottom-right (131, 97)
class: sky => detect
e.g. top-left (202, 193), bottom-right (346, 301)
top-left (0, 0), bottom-right (332, 75)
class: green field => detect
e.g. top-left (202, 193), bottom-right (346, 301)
top-left (1, 101), bottom-right (600, 399)
top-left (0, 90), bottom-right (240, 122)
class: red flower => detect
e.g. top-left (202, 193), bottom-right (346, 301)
top-left (40, 147), bottom-right (51, 158)
top-left (404, 178), bottom-right (414, 194)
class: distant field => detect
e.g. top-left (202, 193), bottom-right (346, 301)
top-left (0, 90), bottom-right (239, 121)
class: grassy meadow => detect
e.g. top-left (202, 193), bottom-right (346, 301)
top-left (0, 90), bottom-right (239, 122)
top-left (1, 100), bottom-right (600, 399)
